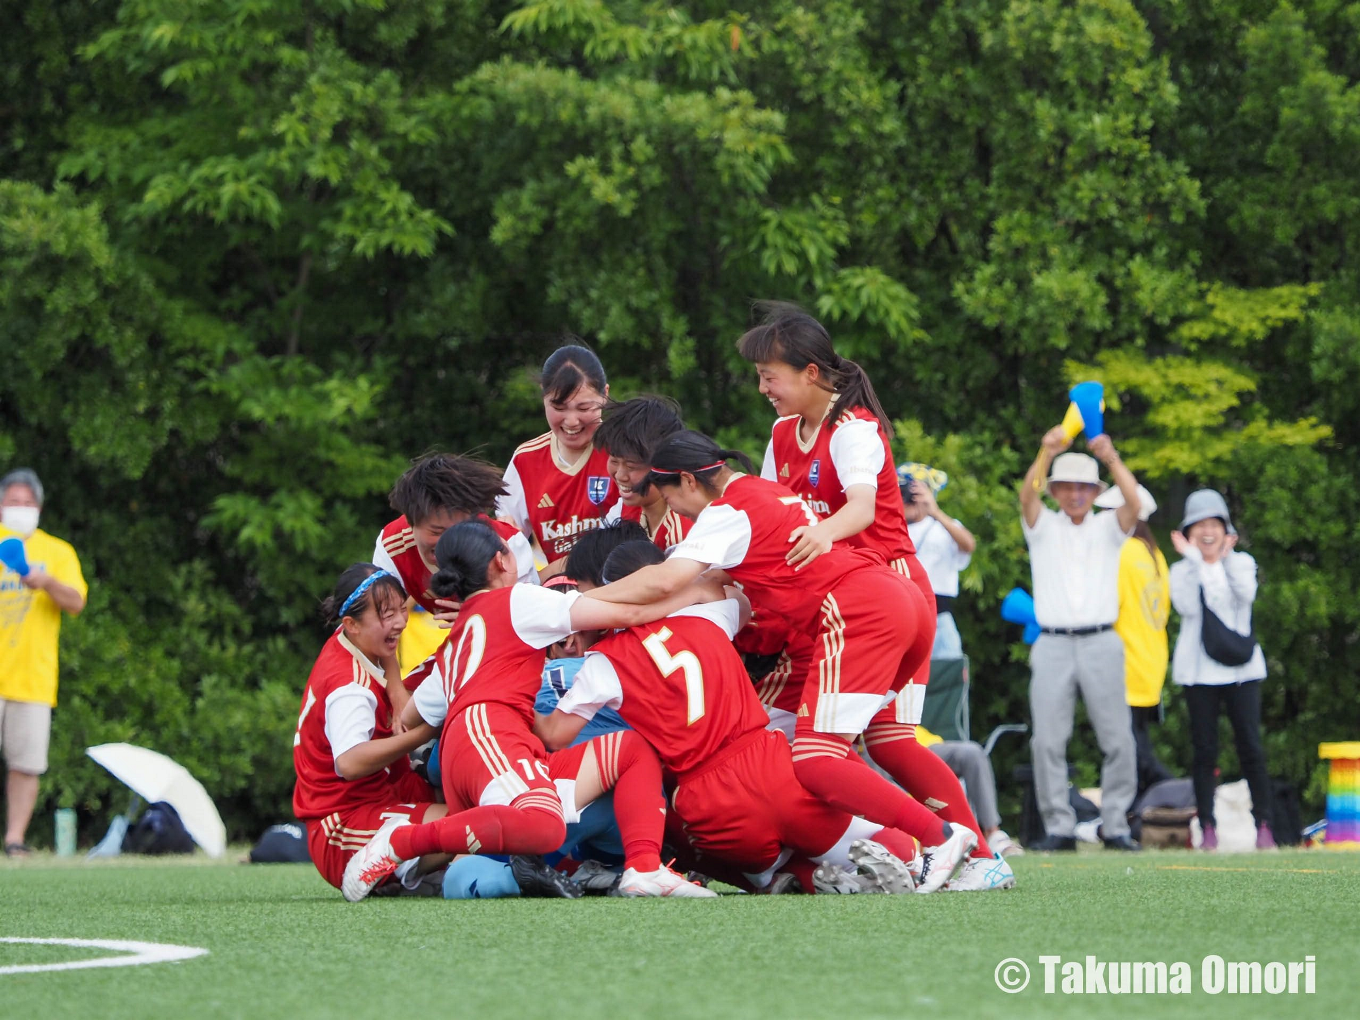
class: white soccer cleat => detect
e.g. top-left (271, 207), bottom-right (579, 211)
top-left (946, 854), bottom-right (1017, 892)
top-left (616, 865), bottom-right (718, 898)
top-left (847, 839), bottom-right (916, 894)
top-left (915, 824), bottom-right (979, 894)
top-left (812, 862), bottom-right (877, 894)
top-left (341, 816), bottom-right (407, 903)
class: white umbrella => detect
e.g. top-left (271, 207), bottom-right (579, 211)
top-left (86, 743), bottom-right (227, 858)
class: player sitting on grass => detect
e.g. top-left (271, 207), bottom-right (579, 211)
top-left (293, 565), bottom-right (448, 896)
top-left (535, 539), bottom-right (926, 894)
top-left (342, 521), bottom-right (718, 902)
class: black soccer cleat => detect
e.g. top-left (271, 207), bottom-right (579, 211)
top-left (509, 855), bottom-right (584, 899)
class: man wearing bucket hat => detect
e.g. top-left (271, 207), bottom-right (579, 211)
top-left (1019, 427), bottom-right (1142, 851)
top-left (1169, 489), bottom-right (1273, 851)
top-left (1095, 484), bottom-right (1173, 794)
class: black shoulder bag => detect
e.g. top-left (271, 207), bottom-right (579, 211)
top-left (1199, 588), bottom-right (1257, 666)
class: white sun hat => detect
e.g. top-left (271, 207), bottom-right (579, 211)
top-left (1095, 483), bottom-right (1157, 521)
top-left (1046, 452), bottom-right (1107, 497)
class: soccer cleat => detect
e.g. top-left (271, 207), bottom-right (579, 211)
top-left (915, 824), bottom-right (979, 894)
top-left (812, 862), bottom-right (877, 894)
top-left (341, 816), bottom-right (407, 903)
top-left (509, 855), bottom-right (583, 899)
top-left (571, 859), bottom-right (623, 895)
top-left (615, 865), bottom-right (718, 898)
top-left (947, 854), bottom-right (1017, 892)
top-left (847, 839), bottom-right (916, 894)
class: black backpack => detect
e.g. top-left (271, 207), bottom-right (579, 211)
top-left (121, 801), bottom-right (196, 855)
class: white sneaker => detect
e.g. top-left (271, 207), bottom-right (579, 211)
top-left (341, 816), bottom-right (407, 903)
top-left (847, 839), bottom-right (916, 894)
top-left (947, 854), bottom-right (1017, 892)
top-left (989, 829), bottom-right (1024, 857)
top-left (616, 866), bottom-right (718, 898)
top-left (915, 824), bottom-right (978, 894)
top-left (812, 862), bottom-right (877, 894)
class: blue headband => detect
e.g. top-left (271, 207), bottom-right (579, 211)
top-left (339, 570), bottom-right (395, 619)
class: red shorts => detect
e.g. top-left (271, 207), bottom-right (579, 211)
top-left (440, 703), bottom-right (565, 822)
top-left (893, 553), bottom-right (936, 686)
top-left (306, 784), bottom-right (439, 889)
top-left (797, 565), bottom-right (931, 735)
top-left (671, 729), bottom-right (853, 874)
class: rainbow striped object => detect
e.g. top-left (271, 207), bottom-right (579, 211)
top-left (1318, 743), bottom-right (1360, 849)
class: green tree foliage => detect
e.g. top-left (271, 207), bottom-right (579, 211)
top-left (1, 0), bottom-right (1355, 838)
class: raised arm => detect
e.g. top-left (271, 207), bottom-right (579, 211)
top-left (1020, 427), bottom-right (1071, 528)
top-left (1088, 434), bottom-right (1141, 533)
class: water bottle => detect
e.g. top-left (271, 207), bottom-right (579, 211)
top-left (54, 808), bottom-right (76, 857)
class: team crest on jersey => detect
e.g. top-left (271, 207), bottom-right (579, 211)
top-left (809, 459), bottom-right (821, 487)
top-left (586, 476), bottom-right (611, 506)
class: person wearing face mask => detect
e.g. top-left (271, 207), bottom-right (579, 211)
top-left (1169, 490), bottom-right (1273, 851)
top-left (1019, 428), bottom-right (1143, 852)
top-left (0, 469), bottom-right (87, 857)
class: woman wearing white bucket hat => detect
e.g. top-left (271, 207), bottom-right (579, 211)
top-left (1169, 489), bottom-right (1273, 851)
top-left (1019, 426), bottom-right (1143, 852)
top-left (1095, 484), bottom-right (1172, 793)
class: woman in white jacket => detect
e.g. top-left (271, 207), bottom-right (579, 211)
top-left (1169, 489), bottom-right (1273, 851)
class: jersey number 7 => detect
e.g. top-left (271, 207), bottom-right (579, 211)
top-left (641, 626), bottom-right (705, 724)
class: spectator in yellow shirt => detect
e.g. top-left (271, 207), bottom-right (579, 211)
top-left (1095, 483), bottom-right (1172, 793)
top-left (0, 470), bottom-right (87, 856)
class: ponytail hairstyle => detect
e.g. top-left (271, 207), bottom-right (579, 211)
top-left (429, 520), bottom-right (511, 601)
top-left (320, 564), bottom-right (407, 627)
top-left (539, 343), bottom-right (608, 405)
top-left (645, 430), bottom-right (755, 495)
top-left (602, 540), bottom-right (666, 584)
top-left (564, 520), bottom-right (649, 588)
top-left (736, 302), bottom-right (892, 433)
top-left (1133, 521), bottom-right (1162, 576)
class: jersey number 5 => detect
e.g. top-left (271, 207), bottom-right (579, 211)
top-left (641, 626), bottom-right (704, 724)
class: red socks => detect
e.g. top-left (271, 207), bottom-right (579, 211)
top-left (389, 803), bottom-right (565, 860)
top-left (863, 717), bottom-right (993, 859)
top-left (792, 730), bottom-right (948, 846)
top-left (592, 730), bottom-right (664, 873)
top-left (869, 826), bottom-right (920, 864)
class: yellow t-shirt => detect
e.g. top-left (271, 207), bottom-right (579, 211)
top-left (1113, 537), bottom-right (1170, 707)
top-left (0, 527), bottom-right (87, 706)
top-left (398, 605), bottom-right (446, 678)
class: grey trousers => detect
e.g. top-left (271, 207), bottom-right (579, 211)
top-left (931, 741), bottom-right (1000, 831)
top-left (1029, 630), bottom-right (1137, 838)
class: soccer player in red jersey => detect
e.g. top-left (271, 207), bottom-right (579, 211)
top-left (585, 431), bottom-right (978, 891)
top-left (293, 565), bottom-right (447, 894)
top-left (596, 396), bottom-right (692, 550)
top-left (497, 346), bottom-right (620, 574)
top-left (737, 308), bottom-right (999, 870)
top-left (341, 520), bottom-right (717, 901)
top-left (537, 540), bottom-right (923, 893)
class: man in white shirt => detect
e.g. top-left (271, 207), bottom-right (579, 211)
top-left (901, 473), bottom-right (975, 659)
top-left (1019, 427), bottom-right (1143, 852)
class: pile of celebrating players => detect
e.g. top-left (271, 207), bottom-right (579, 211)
top-left (291, 308), bottom-right (1017, 902)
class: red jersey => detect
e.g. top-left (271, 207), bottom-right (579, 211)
top-left (667, 474), bottom-right (880, 633)
top-left (607, 500), bottom-right (692, 550)
top-left (497, 432), bottom-right (620, 560)
top-left (293, 631), bottom-right (413, 820)
top-left (408, 583), bottom-right (581, 728)
top-left (374, 515), bottom-right (536, 612)
top-left (763, 406), bottom-right (914, 564)
top-left (557, 602), bottom-right (768, 775)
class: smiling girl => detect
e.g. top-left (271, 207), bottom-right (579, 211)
top-left (497, 346), bottom-right (619, 574)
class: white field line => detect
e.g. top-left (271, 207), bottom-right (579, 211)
top-left (0, 937), bottom-right (208, 975)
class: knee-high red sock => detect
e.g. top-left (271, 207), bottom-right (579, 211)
top-left (792, 731), bottom-right (948, 846)
top-left (866, 825), bottom-right (919, 864)
top-left (594, 730), bottom-right (663, 873)
top-left (864, 717), bottom-right (993, 859)
top-left (390, 803), bottom-right (565, 860)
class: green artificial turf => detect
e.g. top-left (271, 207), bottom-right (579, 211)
top-left (2, 849), bottom-right (1358, 1019)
